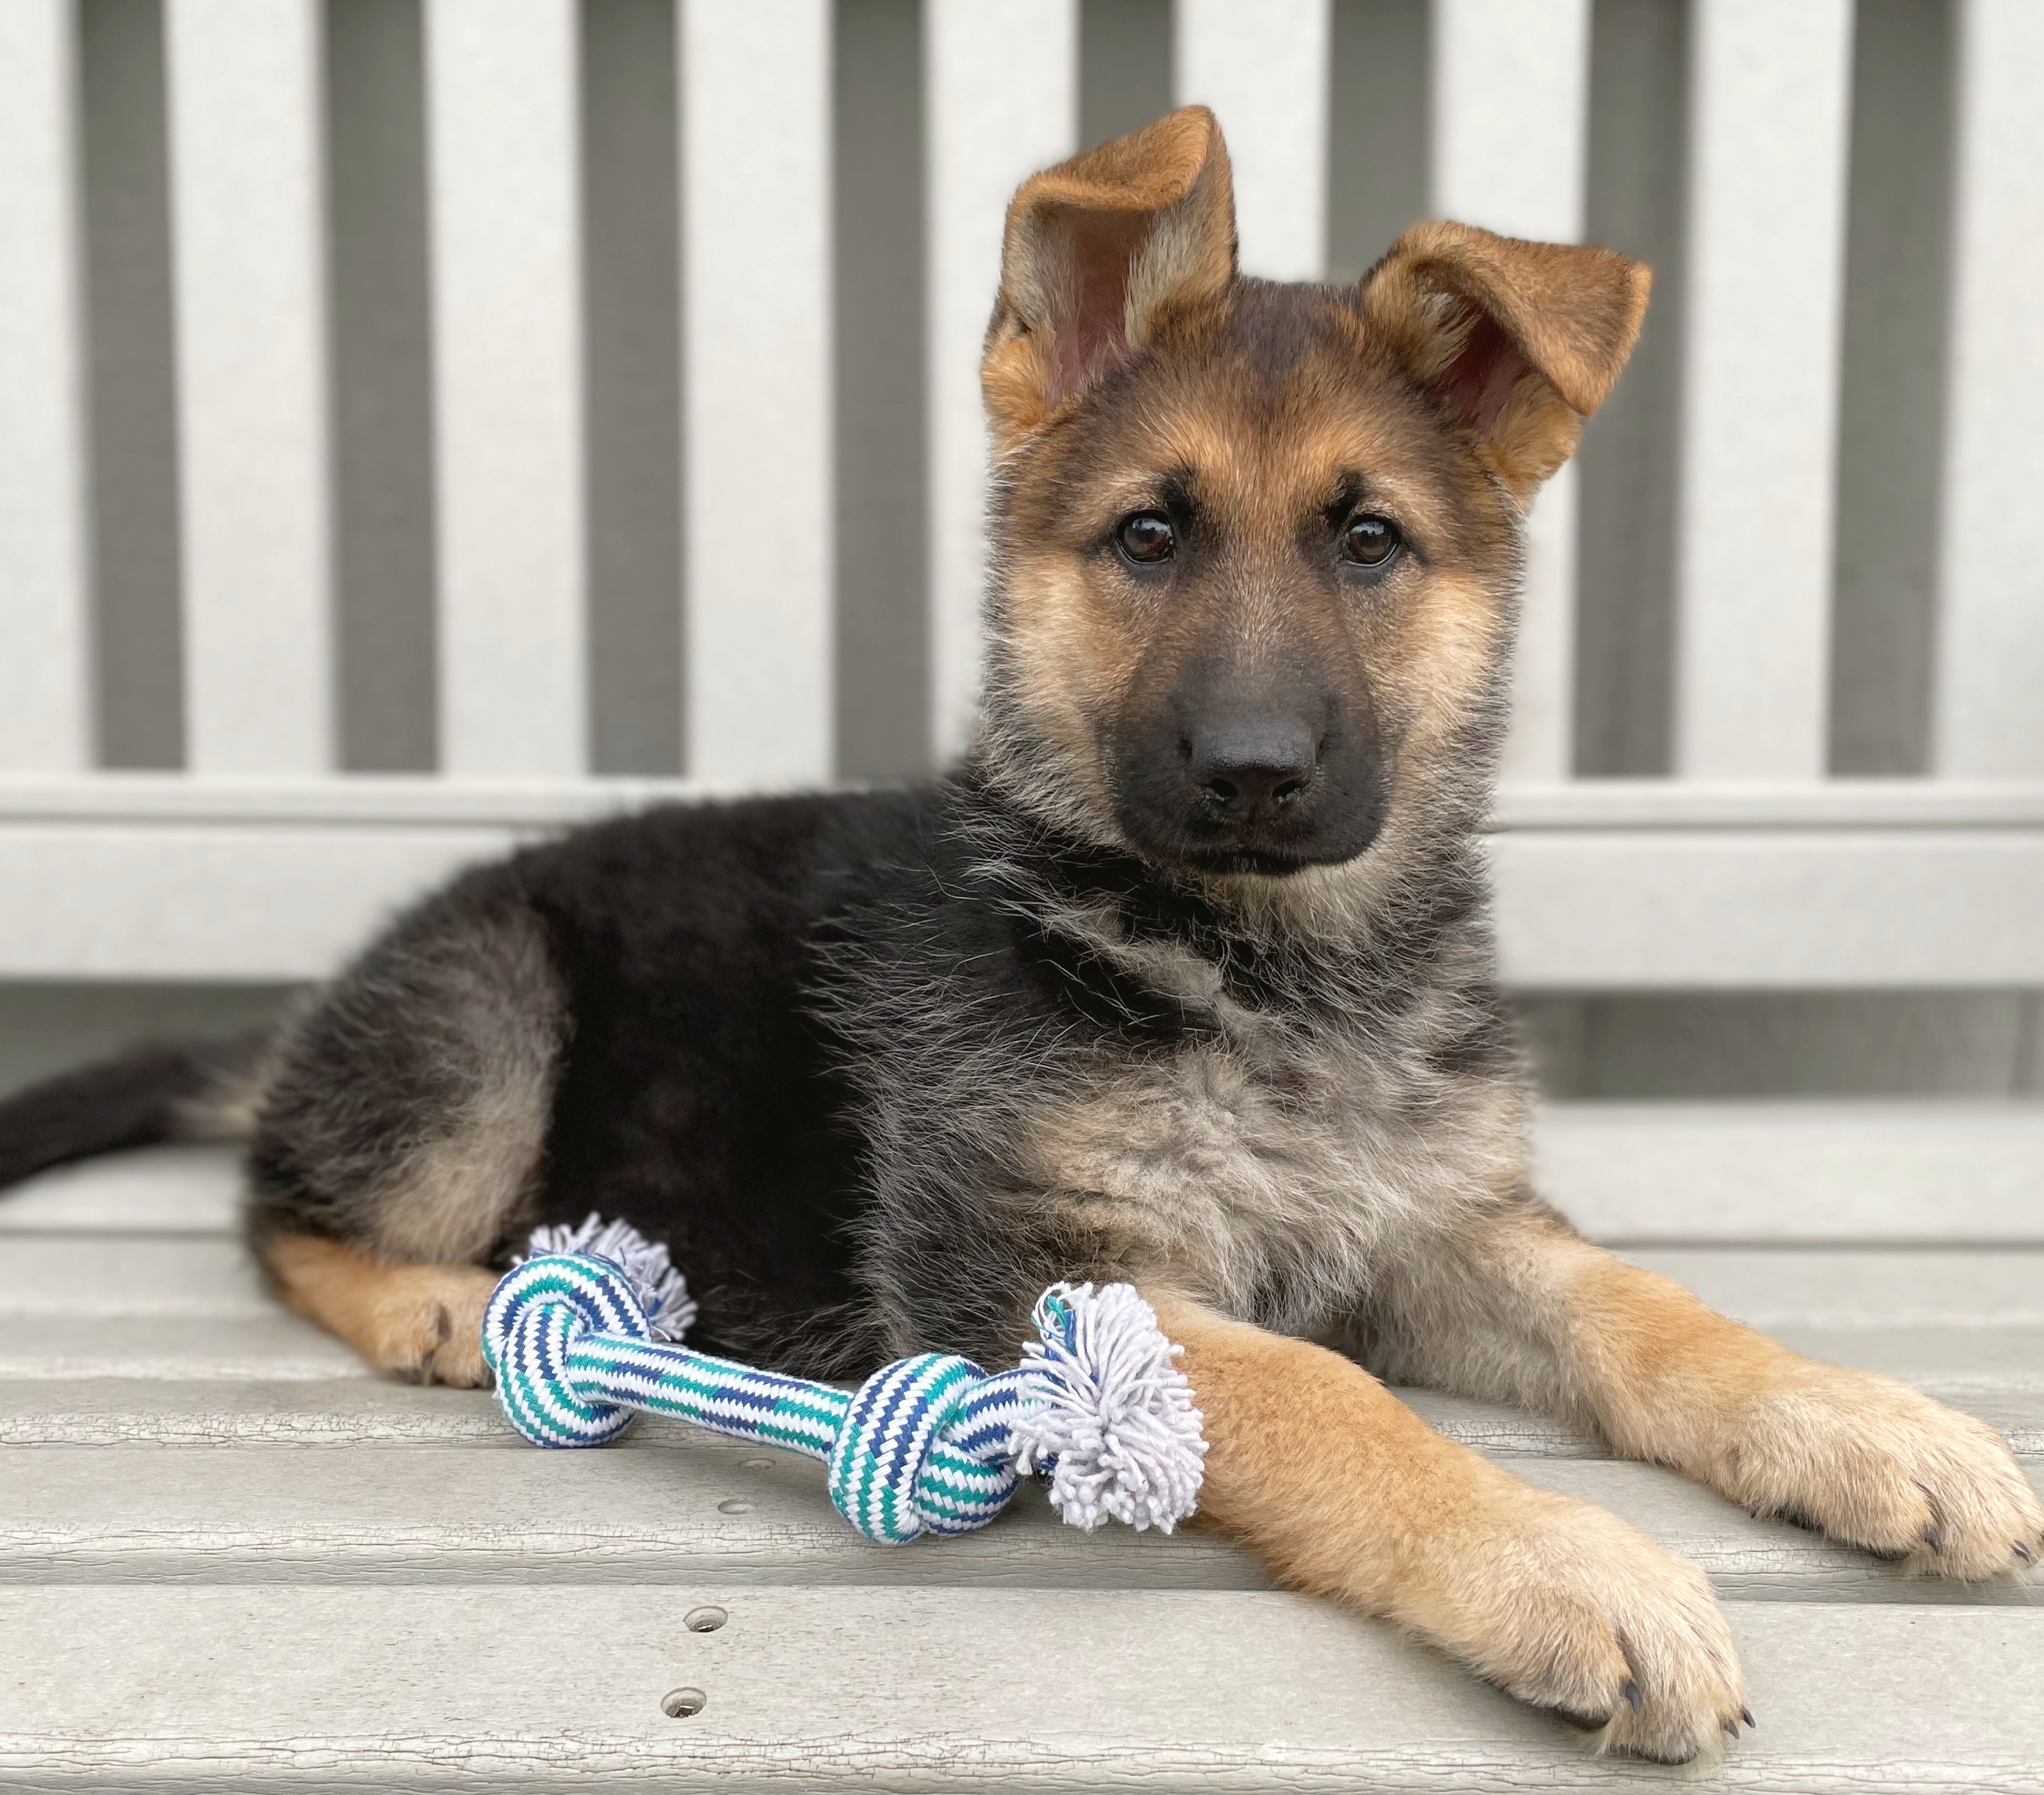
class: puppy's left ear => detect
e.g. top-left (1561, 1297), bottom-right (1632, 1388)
top-left (1362, 221), bottom-right (1650, 499)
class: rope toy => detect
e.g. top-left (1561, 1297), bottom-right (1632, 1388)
top-left (481, 1214), bottom-right (1205, 1544)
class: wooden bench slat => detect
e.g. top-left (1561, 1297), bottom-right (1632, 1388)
top-left (5, 1585), bottom-right (2042, 1789)
top-left (1491, 825), bottom-right (2044, 989)
top-left (0, 0), bottom-right (91, 773)
top-left (12, 1231), bottom-right (2044, 1333)
top-left (6, 1438), bottom-right (2036, 1603)
top-left (0, 1148), bottom-right (240, 1236)
top-left (924, 0), bottom-right (1076, 760)
top-left (1933, 0), bottom-right (2044, 776)
top-left (1174, 0), bottom-right (1331, 282)
top-left (3, 1375), bottom-right (2037, 1461)
top-left (1539, 1103), bottom-right (2044, 1243)
top-left (425, 0), bottom-right (588, 774)
top-left (1430, 0), bottom-right (1590, 784)
top-left (679, 0), bottom-right (832, 784)
top-left (2, 782), bottom-right (2041, 983)
top-left (1620, 1247), bottom-right (2044, 1330)
top-left (7, 806), bottom-right (2043, 984)
top-left (1674, 0), bottom-right (1853, 778)
top-left (14, 1104), bottom-right (2039, 1247)
top-left (163, 0), bottom-right (335, 774)
top-left (0, 1316), bottom-right (366, 1382)
top-left (2, 1310), bottom-right (2024, 1405)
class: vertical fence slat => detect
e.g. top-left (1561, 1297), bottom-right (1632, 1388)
top-left (926, 0), bottom-right (1077, 763)
top-left (1175, 0), bottom-right (1331, 280)
top-left (681, 0), bottom-right (833, 784)
top-left (1431, 0), bottom-right (1590, 784)
top-left (1934, 0), bottom-right (2044, 777)
top-left (165, 0), bottom-right (334, 774)
top-left (1673, 0), bottom-right (1852, 780)
top-left (426, 0), bottom-right (586, 776)
top-left (0, 0), bottom-right (91, 772)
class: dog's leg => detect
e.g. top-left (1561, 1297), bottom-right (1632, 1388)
top-left (1150, 1292), bottom-right (1746, 1762)
top-left (264, 1235), bottom-right (501, 1387)
top-left (1369, 1207), bottom-right (2044, 1580)
top-left (246, 895), bottom-right (566, 1388)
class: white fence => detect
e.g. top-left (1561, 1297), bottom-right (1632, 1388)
top-left (1, 0), bottom-right (2041, 992)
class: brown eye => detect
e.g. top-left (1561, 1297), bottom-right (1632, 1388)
top-left (1342, 514), bottom-right (1401, 568)
top-left (1116, 511), bottom-right (1176, 564)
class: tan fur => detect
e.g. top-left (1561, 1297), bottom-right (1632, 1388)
top-left (1151, 1291), bottom-right (1747, 1762)
top-left (1549, 1223), bottom-right (2044, 1577)
top-left (1360, 1207), bottom-right (2044, 1584)
top-left (264, 1234), bottom-right (499, 1387)
top-left (1361, 220), bottom-right (1652, 498)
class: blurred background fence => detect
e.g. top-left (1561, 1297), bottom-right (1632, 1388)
top-left (1, 0), bottom-right (2041, 1104)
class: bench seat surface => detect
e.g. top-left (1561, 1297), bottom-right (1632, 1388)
top-left (3, 1126), bottom-right (2040, 1792)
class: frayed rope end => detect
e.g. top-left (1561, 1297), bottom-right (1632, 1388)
top-left (1010, 1281), bottom-right (1205, 1533)
top-left (517, 1213), bottom-right (699, 1342)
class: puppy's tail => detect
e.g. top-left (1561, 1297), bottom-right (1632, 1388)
top-left (0, 1033), bottom-right (274, 1194)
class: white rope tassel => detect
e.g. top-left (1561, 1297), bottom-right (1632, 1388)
top-left (518, 1213), bottom-right (699, 1341)
top-left (1010, 1281), bottom-right (1206, 1533)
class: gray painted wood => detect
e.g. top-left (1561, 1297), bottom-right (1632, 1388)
top-left (0, 1146), bottom-right (239, 1234)
top-left (1539, 1103), bottom-right (2044, 1242)
top-left (15, 1232), bottom-right (2044, 1332)
top-left (12, 1104), bottom-right (2044, 1245)
top-left (0, 1315), bottom-right (366, 1380)
top-left (3, 1127), bottom-right (2042, 1784)
top-left (6, 1586), bottom-right (2043, 1790)
top-left (4, 1378), bottom-right (2038, 1460)
top-left (6, 1439), bottom-right (2037, 1603)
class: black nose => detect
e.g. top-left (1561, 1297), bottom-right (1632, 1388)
top-left (1187, 718), bottom-right (1318, 815)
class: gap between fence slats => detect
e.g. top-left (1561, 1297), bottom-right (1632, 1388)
top-left (1674, 0), bottom-right (1852, 779)
top-left (1174, 0), bottom-right (1330, 282)
top-left (924, 0), bottom-right (1077, 764)
top-left (0, 0), bottom-right (91, 773)
top-left (1933, 0), bottom-right (2044, 777)
top-left (1430, 0), bottom-right (1590, 784)
top-left (681, 0), bottom-right (833, 784)
top-left (163, 0), bottom-right (334, 775)
top-left (426, 0), bottom-right (587, 776)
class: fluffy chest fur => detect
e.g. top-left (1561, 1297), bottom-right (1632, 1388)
top-left (1014, 932), bottom-right (1532, 1337)
top-left (833, 804), bottom-right (1536, 1359)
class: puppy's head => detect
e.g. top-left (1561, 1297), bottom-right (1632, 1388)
top-left (974, 107), bottom-right (1647, 899)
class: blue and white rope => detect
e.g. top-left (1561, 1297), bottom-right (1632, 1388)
top-left (481, 1228), bottom-right (1204, 1545)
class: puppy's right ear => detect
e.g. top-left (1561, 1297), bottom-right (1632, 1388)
top-left (983, 106), bottom-right (1236, 447)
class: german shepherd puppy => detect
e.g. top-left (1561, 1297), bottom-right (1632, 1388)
top-left (3, 109), bottom-right (2037, 1761)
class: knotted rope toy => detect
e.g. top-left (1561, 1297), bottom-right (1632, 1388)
top-left (481, 1214), bottom-right (1205, 1544)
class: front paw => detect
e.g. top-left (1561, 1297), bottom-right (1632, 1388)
top-left (1717, 1366), bottom-right (2043, 1580)
top-left (1404, 1485), bottom-right (1748, 1764)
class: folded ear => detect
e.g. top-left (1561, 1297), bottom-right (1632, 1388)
top-left (1361, 220), bottom-right (1651, 498)
top-left (983, 106), bottom-right (1237, 444)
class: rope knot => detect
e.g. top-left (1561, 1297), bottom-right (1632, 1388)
top-left (825, 1353), bottom-right (1038, 1544)
top-left (482, 1253), bottom-right (652, 1447)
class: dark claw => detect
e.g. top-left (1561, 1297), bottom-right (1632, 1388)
top-left (1741, 1706), bottom-right (1757, 1728)
top-left (1542, 1705), bottom-right (1613, 1734)
top-left (1917, 1483), bottom-right (1948, 1555)
top-left (1621, 1679), bottom-right (1642, 1714)
top-left (2014, 1542), bottom-right (2034, 1564)
top-left (1723, 1718), bottom-right (1739, 1740)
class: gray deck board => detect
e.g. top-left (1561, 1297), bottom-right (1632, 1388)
top-left (6, 1440), bottom-right (2038, 1603)
top-left (14, 1108), bottom-right (2042, 1247)
top-left (17, 1234), bottom-right (2044, 1330)
top-left (6, 1586), bottom-right (2043, 1792)
top-left (3, 1133), bottom-right (2042, 1789)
